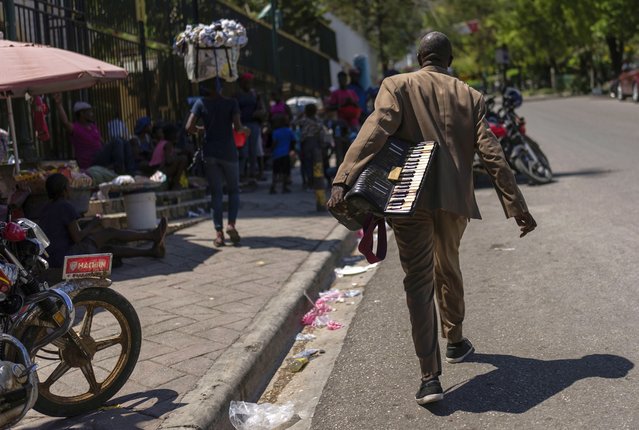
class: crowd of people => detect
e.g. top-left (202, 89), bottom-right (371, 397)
top-left (53, 93), bottom-right (191, 191)
top-left (43, 66), bottom-right (386, 254)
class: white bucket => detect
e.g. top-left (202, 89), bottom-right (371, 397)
top-left (123, 191), bottom-right (157, 230)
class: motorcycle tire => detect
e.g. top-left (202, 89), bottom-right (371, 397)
top-left (513, 137), bottom-right (553, 185)
top-left (28, 287), bottom-right (141, 417)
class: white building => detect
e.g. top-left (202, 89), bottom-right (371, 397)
top-left (324, 12), bottom-right (378, 90)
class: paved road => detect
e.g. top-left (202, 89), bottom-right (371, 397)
top-left (311, 97), bottom-right (639, 429)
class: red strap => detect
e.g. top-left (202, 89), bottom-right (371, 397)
top-left (358, 215), bottom-right (387, 263)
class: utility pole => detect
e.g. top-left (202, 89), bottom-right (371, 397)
top-left (270, 0), bottom-right (281, 87)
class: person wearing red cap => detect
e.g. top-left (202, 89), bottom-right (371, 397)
top-left (234, 73), bottom-right (266, 181)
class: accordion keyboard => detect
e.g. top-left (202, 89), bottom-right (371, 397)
top-left (384, 141), bottom-right (436, 215)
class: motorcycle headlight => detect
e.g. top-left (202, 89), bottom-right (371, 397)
top-left (15, 219), bottom-right (50, 251)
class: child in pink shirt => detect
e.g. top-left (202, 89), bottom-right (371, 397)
top-left (149, 124), bottom-right (187, 190)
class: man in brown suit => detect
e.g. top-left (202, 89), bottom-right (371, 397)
top-left (327, 31), bottom-right (536, 404)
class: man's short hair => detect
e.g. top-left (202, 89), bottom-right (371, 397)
top-left (304, 103), bottom-right (317, 117)
top-left (417, 31), bottom-right (452, 66)
top-left (45, 173), bottom-right (69, 200)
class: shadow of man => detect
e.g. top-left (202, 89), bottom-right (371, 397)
top-left (425, 353), bottom-right (633, 415)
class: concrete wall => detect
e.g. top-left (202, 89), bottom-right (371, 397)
top-left (324, 12), bottom-right (378, 90)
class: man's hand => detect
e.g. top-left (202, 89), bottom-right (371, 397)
top-left (514, 212), bottom-right (537, 238)
top-left (326, 185), bottom-right (348, 214)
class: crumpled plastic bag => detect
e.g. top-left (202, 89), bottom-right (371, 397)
top-left (149, 170), bottom-right (167, 183)
top-left (112, 175), bottom-right (135, 186)
top-left (229, 401), bottom-right (294, 430)
top-left (334, 263), bottom-right (378, 277)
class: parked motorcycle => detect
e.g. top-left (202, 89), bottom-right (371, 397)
top-left (474, 89), bottom-right (553, 185)
top-left (0, 218), bottom-right (141, 427)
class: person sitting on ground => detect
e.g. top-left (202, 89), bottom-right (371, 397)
top-left (151, 123), bottom-right (165, 147)
top-left (52, 93), bottom-right (133, 174)
top-left (130, 116), bottom-right (155, 174)
top-left (39, 174), bottom-right (168, 275)
top-left (269, 115), bottom-right (296, 194)
top-left (107, 108), bottom-right (130, 142)
top-left (149, 124), bottom-right (188, 190)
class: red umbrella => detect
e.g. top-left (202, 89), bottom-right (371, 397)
top-left (0, 39), bottom-right (128, 171)
top-left (0, 39), bottom-right (128, 97)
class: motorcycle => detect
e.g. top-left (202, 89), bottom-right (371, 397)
top-left (474, 89), bottom-right (553, 185)
top-left (0, 218), bottom-right (141, 427)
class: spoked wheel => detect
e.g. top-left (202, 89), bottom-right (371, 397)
top-left (24, 288), bottom-right (141, 417)
top-left (513, 137), bottom-right (553, 185)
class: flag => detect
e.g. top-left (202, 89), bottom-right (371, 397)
top-left (454, 19), bottom-right (480, 35)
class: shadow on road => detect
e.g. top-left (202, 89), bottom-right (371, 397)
top-left (552, 168), bottom-right (614, 178)
top-left (111, 233), bottom-right (218, 281)
top-left (239, 235), bottom-right (342, 252)
top-left (474, 168), bottom-right (612, 190)
top-left (19, 389), bottom-right (184, 429)
top-left (424, 353), bottom-right (633, 415)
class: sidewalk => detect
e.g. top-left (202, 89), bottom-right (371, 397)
top-left (18, 179), bottom-right (355, 429)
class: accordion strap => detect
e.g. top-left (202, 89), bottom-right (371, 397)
top-left (358, 214), bottom-right (387, 264)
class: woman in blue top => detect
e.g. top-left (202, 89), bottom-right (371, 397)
top-left (186, 79), bottom-right (250, 247)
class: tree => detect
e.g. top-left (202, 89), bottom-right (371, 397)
top-left (590, 0), bottom-right (639, 75)
top-left (422, 0), bottom-right (500, 83)
top-left (228, 0), bottom-right (329, 46)
top-left (424, 0), bottom-right (639, 91)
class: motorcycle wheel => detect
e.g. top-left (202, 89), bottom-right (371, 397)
top-left (25, 287), bottom-right (141, 417)
top-left (513, 136), bottom-right (553, 185)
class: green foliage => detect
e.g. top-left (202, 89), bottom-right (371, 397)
top-left (237, 0), bottom-right (637, 83)
top-left (322, 0), bottom-right (423, 71)
top-left (423, 0), bottom-right (639, 87)
top-left (229, 0), bottom-right (329, 45)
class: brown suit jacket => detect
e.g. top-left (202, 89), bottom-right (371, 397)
top-left (333, 65), bottom-right (528, 219)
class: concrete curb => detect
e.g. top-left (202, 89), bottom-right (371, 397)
top-left (158, 222), bottom-right (357, 430)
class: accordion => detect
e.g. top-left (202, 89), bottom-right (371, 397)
top-left (330, 138), bottom-right (438, 231)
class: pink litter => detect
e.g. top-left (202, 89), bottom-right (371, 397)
top-left (327, 321), bottom-right (344, 330)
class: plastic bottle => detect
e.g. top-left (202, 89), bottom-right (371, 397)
top-left (287, 357), bottom-right (309, 373)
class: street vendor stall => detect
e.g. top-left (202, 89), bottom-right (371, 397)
top-left (0, 39), bottom-right (166, 227)
top-left (15, 161), bottom-right (93, 220)
top-left (0, 39), bottom-right (128, 173)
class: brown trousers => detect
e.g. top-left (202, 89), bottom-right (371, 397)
top-left (391, 208), bottom-right (467, 379)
